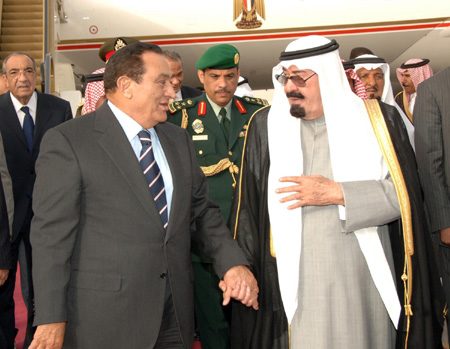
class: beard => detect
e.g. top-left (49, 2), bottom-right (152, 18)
top-left (286, 92), bottom-right (306, 118)
top-left (367, 92), bottom-right (381, 101)
top-left (290, 104), bottom-right (306, 119)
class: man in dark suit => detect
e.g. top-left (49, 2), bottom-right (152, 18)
top-left (0, 134), bottom-right (13, 349)
top-left (29, 41), bottom-right (258, 349)
top-left (164, 50), bottom-right (203, 101)
top-left (415, 65), bottom-right (450, 334)
top-left (0, 52), bottom-right (72, 348)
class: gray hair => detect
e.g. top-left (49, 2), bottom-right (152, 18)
top-left (163, 50), bottom-right (182, 64)
top-left (2, 52), bottom-right (37, 74)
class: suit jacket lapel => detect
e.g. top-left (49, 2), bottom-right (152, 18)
top-left (95, 104), bottom-right (165, 235)
top-left (155, 123), bottom-right (183, 240)
top-left (0, 92), bottom-right (28, 150)
top-left (34, 91), bottom-right (53, 152)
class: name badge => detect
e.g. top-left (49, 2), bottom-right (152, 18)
top-left (193, 135), bottom-right (208, 141)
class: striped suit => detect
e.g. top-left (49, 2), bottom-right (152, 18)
top-left (415, 66), bottom-right (450, 333)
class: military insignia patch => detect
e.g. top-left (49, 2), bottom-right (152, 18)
top-left (243, 97), bottom-right (269, 106)
top-left (235, 99), bottom-right (247, 113)
top-left (114, 38), bottom-right (126, 51)
top-left (192, 119), bottom-right (205, 134)
top-left (198, 101), bottom-right (207, 116)
top-left (234, 53), bottom-right (240, 65)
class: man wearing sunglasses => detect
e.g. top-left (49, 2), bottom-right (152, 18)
top-left (230, 35), bottom-right (444, 349)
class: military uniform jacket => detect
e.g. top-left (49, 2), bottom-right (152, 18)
top-left (168, 94), bottom-right (268, 262)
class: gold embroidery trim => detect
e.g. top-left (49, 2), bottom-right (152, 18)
top-left (233, 105), bottom-right (271, 240)
top-left (364, 99), bottom-right (414, 349)
top-left (181, 109), bottom-right (189, 129)
top-left (201, 158), bottom-right (239, 187)
top-left (402, 92), bottom-right (413, 124)
top-left (270, 227), bottom-right (276, 258)
top-left (288, 324), bottom-right (291, 348)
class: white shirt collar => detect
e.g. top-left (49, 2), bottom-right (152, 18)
top-left (10, 91), bottom-right (37, 115)
top-left (107, 100), bottom-right (155, 142)
top-left (175, 89), bottom-right (183, 101)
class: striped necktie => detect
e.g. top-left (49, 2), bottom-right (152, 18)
top-left (138, 130), bottom-right (168, 231)
top-left (21, 106), bottom-right (34, 152)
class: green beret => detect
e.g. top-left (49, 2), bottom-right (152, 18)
top-left (196, 44), bottom-right (240, 70)
top-left (99, 37), bottom-right (139, 62)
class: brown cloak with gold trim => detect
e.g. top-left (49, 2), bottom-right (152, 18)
top-left (229, 103), bottom-right (444, 348)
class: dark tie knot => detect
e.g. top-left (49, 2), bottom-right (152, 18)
top-left (21, 106), bottom-right (30, 114)
top-left (138, 130), bottom-right (152, 146)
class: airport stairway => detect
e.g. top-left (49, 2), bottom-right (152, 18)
top-left (0, 0), bottom-right (44, 91)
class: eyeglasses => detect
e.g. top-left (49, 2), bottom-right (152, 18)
top-left (6, 68), bottom-right (36, 78)
top-left (275, 72), bottom-right (317, 87)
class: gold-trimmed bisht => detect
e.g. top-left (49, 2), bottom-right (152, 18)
top-left (232, 105), bottom-right (270, 241)
top-left (364, 99), bottom-right (414, 348)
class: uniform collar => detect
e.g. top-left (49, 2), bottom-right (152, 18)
top-left (205, 94), bottom-right (232, 120)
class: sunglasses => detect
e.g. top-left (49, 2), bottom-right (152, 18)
top-left (275, 72), bottom-right (317, 87)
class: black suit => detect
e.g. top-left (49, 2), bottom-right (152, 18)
top-left (0, 168), bottom-right (11, 349)
top-left (0, 90), bottom-right (72, 348)
top-left (415, 66), bottom-right (450, 335)
top-left (31, 103), bottom-right (247, 348)
top-left (180, 85), bottom-right (203, 99)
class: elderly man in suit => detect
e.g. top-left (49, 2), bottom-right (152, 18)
top-left (0, 52), bottom-right (72, 348)
top-left (29, 41), bottom-right (258, 349)
top-left (415, 65), bottom-right (450, 335)
top-left (163, 50), bottom-right (203, 101)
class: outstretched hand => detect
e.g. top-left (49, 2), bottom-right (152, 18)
top-left (276, 174), bottom-right (344, 209)
top-left (219, 265), bottom-right (259, 310)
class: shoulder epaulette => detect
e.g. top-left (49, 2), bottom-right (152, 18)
top-left (240, 96), bottom-right (270, 106)
top-left (168, 98), bottom-right (197, 114)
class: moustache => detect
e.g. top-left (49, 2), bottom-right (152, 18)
top-left (286, 92), bottom-right (305, 99)
top-left (215, 89), bottom-right (230, 94)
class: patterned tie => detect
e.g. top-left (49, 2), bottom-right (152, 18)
top-left (138, 130), bottom-right (168, 231)
top-left (219, 108), bottom-right (230, 140)
top-left (21, 106), bottom-right (34, 152)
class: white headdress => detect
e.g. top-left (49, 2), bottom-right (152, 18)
top-left (267, 36), bottom-right (400, 326)
top-left (353, 54), bottom-right (415, 147)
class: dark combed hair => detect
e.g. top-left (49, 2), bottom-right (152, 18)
top-left (104, 41), bottom-right (163, 93)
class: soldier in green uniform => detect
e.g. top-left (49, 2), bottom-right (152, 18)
top-left (167, 44), bottom-right (268, 349)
